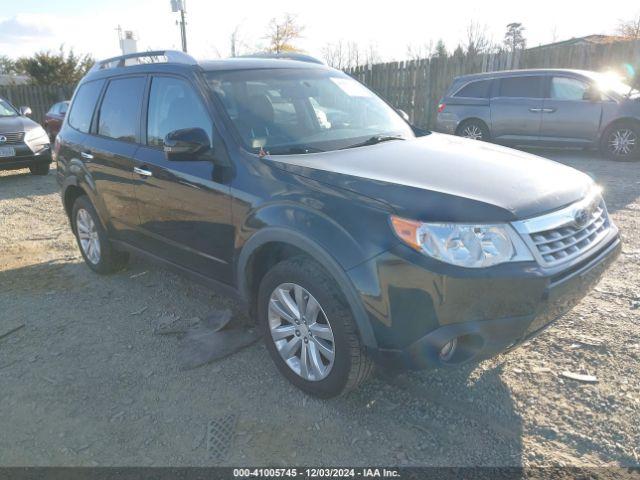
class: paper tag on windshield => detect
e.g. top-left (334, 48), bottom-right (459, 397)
top-left (330, 77), bottom-right (373, 97)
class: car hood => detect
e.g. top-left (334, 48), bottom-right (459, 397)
top-left (269, 133), bottom-right (595, 222)
top-left (0, 115), bottom-right (40, 134)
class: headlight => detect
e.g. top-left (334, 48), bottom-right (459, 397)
top-left (390, 216), bottom-right (533, 268)
top-left (25, 127), bottom-right (50, 152)
top-left (25, 127), bottom-right (48, 142)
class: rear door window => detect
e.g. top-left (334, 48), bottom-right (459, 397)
top-left (454, 79), bottom-right (491, 98)
top-left (498, 76), bottom-right (544, 98)
top-left (97, 76), bottom-right (146, 142)
top-left (68, 80), bottom-right (104, 133)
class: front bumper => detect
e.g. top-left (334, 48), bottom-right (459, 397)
top-left (347, 232), bottom-right (621, 370)
top-left (0, 144), bottom-right (51, 171)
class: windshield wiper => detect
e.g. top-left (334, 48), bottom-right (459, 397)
top-left (340, 135), bottom-right (405, 150)
top-left (267, 145), bottom-right (325, 155)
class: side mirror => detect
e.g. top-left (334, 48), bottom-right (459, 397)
top-left (583, 87), bottom-right (601, 102)
top-left (397, 109), bottom-right (410, 122)
top-left (163, 128), bottom-right (211, 160)
top-left (19, 106), bottom-right (32, 117)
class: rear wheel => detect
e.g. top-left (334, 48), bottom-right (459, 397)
top-left (257, 256), bottom-right (374, 398)
top-left (71, 195), bottom-right (129, 274)
top-left (456, 119), bottom-right (490, 141)
top-left (29, 163), bottom-right (50, 175)
top-left (600, 123), bottom-right (639, 161)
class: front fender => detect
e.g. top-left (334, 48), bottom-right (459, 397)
top-left (236, 226), bottom-right (378, 348)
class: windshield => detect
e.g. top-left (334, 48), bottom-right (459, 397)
top-left (0, 99), bottom-right (18, 117)
top-left (592, 73), bottom-right (639, 97)
top-left (205, 68), bottom-right (414, 154)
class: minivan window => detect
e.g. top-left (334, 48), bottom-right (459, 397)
top-left (205, 68), bottom-right (414, 154)
top-left (147, 76), bottom-right (212, 148)
top-left (454, 79), bottom-right (490, 98)
top-left (498, 76), bottom-right (543, 98)
top-left (97, 77), bottom-right (146, 142)
top-left (550, 77), bottom-right (589, 100)
top-left (67, 80), bottom-right (104, 132)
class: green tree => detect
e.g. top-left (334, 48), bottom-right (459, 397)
top-left (14, 47), bottom-right (94, 86)
top-left (264, 14), bottom-right (304, 53)
top-left (504, 22), bottom-right (526, 53)
top-left (0, 55), bottom-right (16, 75)
top-left (435, 39), bottom-right (448, 58)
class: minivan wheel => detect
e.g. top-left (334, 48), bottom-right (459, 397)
top-left (600, 123), bottom-right (639, 161)
top-left (257, 256), bottom-right (374, 398)
top-left (71, 196), bottom-right (129, 274)
top-left (456, 119), bottom-right (489, 141)
top-left (29, 163), bottom-right (50, 175)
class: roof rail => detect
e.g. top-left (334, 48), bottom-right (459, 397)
top-left (89, 50), bottom-right (198, 73)
top-left (238, 52), bottom-right (325, 65)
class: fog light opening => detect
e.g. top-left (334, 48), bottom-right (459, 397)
top-left (439, 338), bottom-right (458, 362)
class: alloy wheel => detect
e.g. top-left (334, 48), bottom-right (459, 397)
top-left (461, 124), bottom-right (483, 140)
top-left (608, 128), bottom-right (637, 157)
top-left (76, 208), bottom-right (101, 264)
top-left (268, 283), bottom-right (335, 381)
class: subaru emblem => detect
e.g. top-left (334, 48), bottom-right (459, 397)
top-left (574, 208), bottom-right (590, 228)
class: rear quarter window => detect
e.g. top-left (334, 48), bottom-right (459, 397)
top-left (68, 80), bottom-right (104, 133)
top-left (454, 79), bottom-right (491, 98)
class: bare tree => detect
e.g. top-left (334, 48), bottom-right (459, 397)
top-left (230, 24), bottom-right (247, 57)
top-left (465, 21), bottom-right (493, 56)
top-left (406, 40), bottom-right (434, 61)
top-left (323, 41), bottom-right (367, 69)
top-left (617, 13), bottom-right (640, 40)
top-left (364, 43), bottom-right (381, 65)
top-left (264, 13), bottom-right (304, 54)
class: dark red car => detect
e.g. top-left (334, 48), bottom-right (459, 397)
top-left (44, 100), bottom-right (69, 139)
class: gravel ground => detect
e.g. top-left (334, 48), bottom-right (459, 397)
top-left (0, 149), bottom-right (638, 467)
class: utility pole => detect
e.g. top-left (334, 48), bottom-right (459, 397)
top-left (170, 0), bottom-right (188, 52)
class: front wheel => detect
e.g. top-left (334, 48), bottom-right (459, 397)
top-left (456, 119), bottom-right (490, 141)
top-left (258, 256), bottom-right (374, 398)
top-left (600, 123), bottom-right (639, 161)
top-left (71, 195), bottom-right (129, 274)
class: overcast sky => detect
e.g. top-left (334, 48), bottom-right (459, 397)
top-left (0, 0), bottom-right (633, 62)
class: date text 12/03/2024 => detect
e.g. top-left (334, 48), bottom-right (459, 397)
top-left (233, 468), bottom-right (401, 478)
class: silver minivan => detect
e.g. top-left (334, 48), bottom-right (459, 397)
top-left (436, 69), bottom-right (640, 161)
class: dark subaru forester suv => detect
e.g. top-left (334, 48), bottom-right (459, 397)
top-left (55, 51), bottom-right (621, 397)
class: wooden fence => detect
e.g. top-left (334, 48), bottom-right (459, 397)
top-left (346, 39), bottom-right (640, 129)
top-left (0, 84), bottom-right (76, 125)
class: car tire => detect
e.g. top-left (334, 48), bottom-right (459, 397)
top-left (71, 195), bottom-right (129, 274)
top-left (600, 123), bottom-right (639, 161)
top-left (257, 256), bottom-right (374, 398)
top-left (456, 119), bottom-right (490, 141)
top-left (29, 163), bottom-right (50, 175)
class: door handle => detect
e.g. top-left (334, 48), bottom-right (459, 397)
top-left (133, 166), bottom-right (153, 177)
top-left (542, 108), bottom-right (556, 113)
top-left (80, 151), bottom-right (94, 160)
top-left (528, 108), bottom-right (543, 113)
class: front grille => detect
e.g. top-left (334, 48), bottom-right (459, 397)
top-left (0, 131), bottom-right (25, 145)
top-left (528, 199), bottom-right (610, 267)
